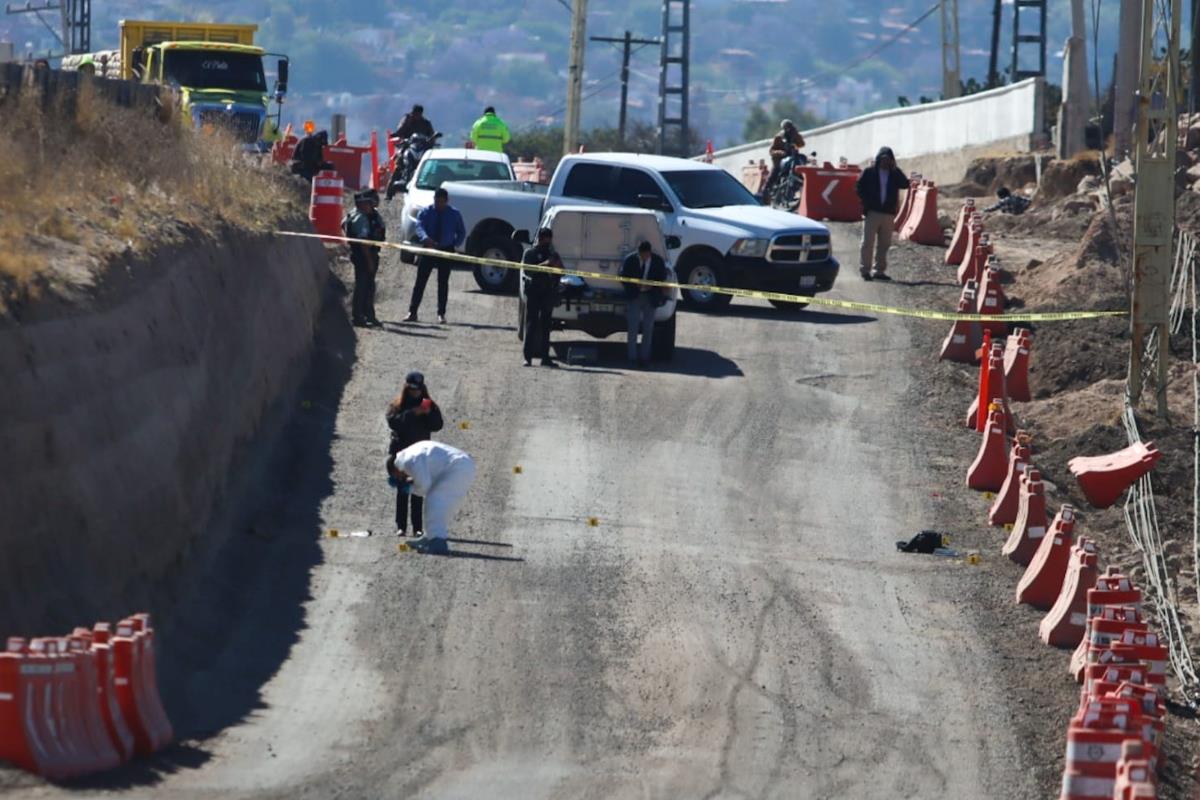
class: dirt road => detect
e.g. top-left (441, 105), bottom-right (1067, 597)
top-left (7, 223), bottom-right (1038, 799)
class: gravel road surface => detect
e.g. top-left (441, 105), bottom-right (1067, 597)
top-left (5, 222), bottom-right (1038, 799)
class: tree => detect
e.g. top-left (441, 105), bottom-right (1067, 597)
top-left (742, 97), bottom-right (824, 142)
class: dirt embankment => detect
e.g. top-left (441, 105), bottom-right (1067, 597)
top-left (0, 220), bottom-right (329, 636)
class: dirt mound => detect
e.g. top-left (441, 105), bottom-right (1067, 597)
top-left (1036, 155), bottom-right (1103, 204)
top-left (1011, 211), bottom-right (1126, 312)
top-left (943, 154), bottom-right (1040, 199)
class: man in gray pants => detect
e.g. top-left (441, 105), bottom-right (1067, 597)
top-left (619, 241), bottom-right (668, 368)
top-left (854, 146), bottom-right (910, 281)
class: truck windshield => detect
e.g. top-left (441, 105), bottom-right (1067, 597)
top-left (416, 158), bottom-right (515, 190)
top-left (661, 170), bottom-right (760, 209)
top-left (163, 50), bottom-right (266, 92)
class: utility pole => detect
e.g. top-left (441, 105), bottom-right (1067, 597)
top-left (5, 0), bottom-right (90, 57)
top-left (988, 0), bottom-right (1003, 87)
top-left (590, 30), bottom-right (660, 149)
top-left (1057, 0), bottom-right (1090, 158)
top-left (1011, 0), bottom-right (1048, 80)
top-left (657, 0), bottom-right (691, 156)
top-left (940, 0), bottom-right (961, 99)
top-left (564, 0), bottom-right (588, 156)
top-left (1191, 0), bottom-right (1200, 112)
top-left (1129, 0), bottom-right (1182, 417)
top-left (1114, 0), bottom-right (1140, 156)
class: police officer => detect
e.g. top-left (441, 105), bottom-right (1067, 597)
top-left (522, 227), bottom-right (563, 367)
top-left (342, 189), bottom-right (387, 327)
top-left (470, 106), bottom-right (511, 153)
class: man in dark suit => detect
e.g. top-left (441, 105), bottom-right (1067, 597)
top-left (854, 146), bottom-right (910, 281)
top-left (521, 227), bottom-right (563, 367)
top-left (619, 240), bottom-right (669, 367)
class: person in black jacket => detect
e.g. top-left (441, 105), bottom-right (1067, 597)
top-left (392, 104), bottom-right (434, 141)
top-left (522, 227), bottom-right (563, 368)
top-left (619, 241), bottom-right (669, 367)
top-left (385, 371), bottom-right (444, 537)
top-left (291, 129), bottom-right (331, 182)
top-left (854, 146), bottom-right (910, 281)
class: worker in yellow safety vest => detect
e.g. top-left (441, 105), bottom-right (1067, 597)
top-left (470, 106), bottom-right (511, 153)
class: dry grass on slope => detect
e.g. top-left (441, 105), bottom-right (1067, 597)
top-left (0, 83), bottom-right (306, 315)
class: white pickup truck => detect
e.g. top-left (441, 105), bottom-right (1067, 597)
top-left (443, 152), bottom-right (839, 311)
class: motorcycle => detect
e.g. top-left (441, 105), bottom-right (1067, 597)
top-left (385, 131), bottom-right (443, 200)
top-left (768, 149), bottom-right (816, 211)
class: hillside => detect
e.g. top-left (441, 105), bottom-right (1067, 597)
top-left (3, 0), bottom-right (1119, 147)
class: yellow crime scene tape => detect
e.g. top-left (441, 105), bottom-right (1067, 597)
top-left (274, 231), bottom-right (1126, 324)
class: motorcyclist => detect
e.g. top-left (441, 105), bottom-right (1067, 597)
top-left (765, 120), bottom-right (806, 198)
top-left (392, 104), bottom-right (434, 141)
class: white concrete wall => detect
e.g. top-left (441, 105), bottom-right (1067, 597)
top-left (712, 78), bottom-right (1044, 185)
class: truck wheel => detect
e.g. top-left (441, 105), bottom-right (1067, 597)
top-left (679, 255), bottom-right (733, 311)
top-left (769, 299), bottom-right (809, 311)
top-left (517, 296), bottom-right (526, 342)
top-left (472, 236), bottom-right (521, 294)
top-left (652, 314), bottom-right (677, 361)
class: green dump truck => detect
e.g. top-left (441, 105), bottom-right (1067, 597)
top-left (62, 20), bottom-right (289, 146)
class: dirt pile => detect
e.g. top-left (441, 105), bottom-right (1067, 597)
top-left (0, 75), bottom-right (304, 318)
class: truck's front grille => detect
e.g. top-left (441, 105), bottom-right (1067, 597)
top-left (768, 233), bottom-right (831, 263)
top-left (196, 109), bottom-right (261, 143)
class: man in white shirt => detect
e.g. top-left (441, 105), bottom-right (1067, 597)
top-left (389, 440), bottom-right (477, 554)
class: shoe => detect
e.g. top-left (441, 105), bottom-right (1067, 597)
top-left (407, 535), bottom-right (448, 554)
top-left (871, 271), bottom-right (891, 281)
top-left (402, 311), bottom-right (418, 323)
top-left (352, 317), bottom-right (368, 327)
top-left (437, 314), bottom-right (447, 325)
top-left (541, 358), bottom-right (559, 368)
top-left (524, 358), bottom-right (533, 367)
top-left (395, 529), bottom-right (407, 538)
top-left (366, 317), bottom-right (383, 327)
top-left (859, 268), bottom-right (872, 281)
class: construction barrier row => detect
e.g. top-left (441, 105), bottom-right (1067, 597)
top-left (936, 198), bottom-right (1167, 800)
top-left (272, 126), bottom-right (382, 192)
top-left (0, 613), bottom-right (172, 780)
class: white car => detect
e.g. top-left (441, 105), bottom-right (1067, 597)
top-left (517, 206), bottom-right (680, 361)
top-left (398, 148), bottom-right (515, 263)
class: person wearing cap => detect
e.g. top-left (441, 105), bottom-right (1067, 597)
top-left (406, 187), bottom-right (466, 324)
top-left (342, 189), bottom-right (387, 327)
top-left (389, 440), bottom-right (477, 555)
top-left (854, 146), bottom-right (910, 281)
top-left (291, 128), bottom-right (331, 182)
top-left (393, 104), bottom-right (434, 141)
top-left (385, 372), bottom-right (444, 537)
top-left (765, 119), bottom-right (806, 198)
top-left (619, 240), bottom-right (669, 368)
top-left (521, 227), bottom-right (564, 367)
top-left (470, 106), bottom-right (511, 153)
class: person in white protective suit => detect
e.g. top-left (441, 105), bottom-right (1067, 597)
top-left (389, 440), bottom-right (477, 554)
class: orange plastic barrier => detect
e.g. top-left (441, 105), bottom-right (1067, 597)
top-left (1112, 739), bottom-right (1158, 800)
top-left (967, 342), bottom-right (1013, 433)
top-left (1060, 697), bottom-right (1153, 800)
top-left (958, 235), bottom-right (992, 286)
top-left (967, 408), bottom-right (1010, 491)
top-left (1070, 606), bottom-right (1147, 684)
top-left (1101, 629), bottom-right (1169, 693)
top-left (939, 295), bottom-right (983, 363)
top-left (944, 200), bottom-right (977, 265)
top-left (1041, 539), bottom-right (1100, 647)
top-left (977, 258), bottom-right (1005, 315)
top-left (110, 618), bottom-right (172, 756)
top-left (1069, 443), bottom-right (1163, 509)
top-left (272, 133), bottom-right (298, 166)
top-left (87, 623), bottom-right (135, 762)
top-left (893, 173), bottom-right (920, 232)
top-left (897, 181), bottom-right (944, 246)
top-left (1003, 468), bottom-right (1049, 565)
top-left (1005, 328), bottom-right (1033, 402)
top-left (65, 636), bottom-right (121, 772)
top-left (976, 281), bottom-right (1007, 339)
top-left (309, 170), bottom-right (344, 239)
top-left (323, 144), bottom-right (369, 190)
top-left (740, 160), bottom-right (769, 195)
top-left (1071, 572), bottom-right (1144, 680)
top-left (0, 637), bottom-right (57, 777)
top-left (1016, 504), bottom-right (1077, 608)
top-left (368, 130), bottom-right (380, 191)
top-left (796, 165), bottom-right (863, 222)
top-left (990, 437), bottom-right (1034, 526)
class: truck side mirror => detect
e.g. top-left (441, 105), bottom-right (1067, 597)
top-left (665, 235), bottom-right (682, 250)
top-left (636, 193), bottom-right (666, 211)
top-left (511, 229), bottom-right (531, 245)
top-left (276, 59), bottom-right (289, 95)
